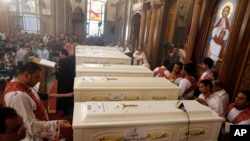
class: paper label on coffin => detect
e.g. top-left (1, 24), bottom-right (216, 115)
top-left (108, 93), bottom-right (123, 101)
top-left (85, 100), bottom-right (219, 121)
top-left (123, 127), bottom-right (147, 141)
top-left (82, 77), bottom-right (107, 82)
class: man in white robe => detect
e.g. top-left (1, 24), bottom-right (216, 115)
top-left (133, 45), bottom-right (150, 69)
top-left (196, 79), bottom-right (223, 115)
top-left (3, 62), bottom-right (71, 141)
top-left (212, 80), bottom-right (229, 112)
top-left (218, 90), bottom-right (250, 141)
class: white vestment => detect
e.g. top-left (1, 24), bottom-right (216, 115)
top-left (214, 89), bottom-right (229, 112)
top-left (4, 78), bottom-right (59, 141)
top-left (198, 93), bottom-right (223, 115)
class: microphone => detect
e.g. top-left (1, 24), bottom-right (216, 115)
top-left (176, 101), bottom-right (190, 141)
top-left (176, 101), bottom-right (186, 112)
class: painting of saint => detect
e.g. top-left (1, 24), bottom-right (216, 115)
top-left (41, 0), bottom-right (51, 15)
top-left (207, 0), bottom-right (238, 62)
top-left (9, 0), bottom-right (17, 12)
top-left (22, 0), bottom-right (36, 13)
top-left (13, 16), bottom-right (23, 29)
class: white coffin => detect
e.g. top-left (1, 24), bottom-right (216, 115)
top-left (73, 100), bottom-right (224, 141)
top-left (74, 76), bottom-right (179, 101)
top-left (75, 63), bottom-right (153, 77)
top-left (75, 45), bottom-right (121, 53)
top-left (75, 51), bottom-right (131, 65)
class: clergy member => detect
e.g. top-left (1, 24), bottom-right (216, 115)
top-left (3, 62), bottom-right (71, 141)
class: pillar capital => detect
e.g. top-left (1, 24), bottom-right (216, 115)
top-left (150, 0), bottom-right (162, 10)
top-left (195, 0), bottom-right (202, 5)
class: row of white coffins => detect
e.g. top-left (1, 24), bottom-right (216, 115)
top-left (72, 45), bottom-right (223, 141)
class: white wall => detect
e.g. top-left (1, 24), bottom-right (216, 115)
top-left (106, 0), bottom-right (118, 21)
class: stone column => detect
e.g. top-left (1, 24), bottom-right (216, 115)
top-left (166, 0), bottom-right (179, 42)
top-left (147, 0), bottom-right (161, 64)
top-left (138, 5), bottom-right (147, 47)
top-left (184, 0), bottom-right (202, 63)
top-left (55, 0), bottom-right (67, 35)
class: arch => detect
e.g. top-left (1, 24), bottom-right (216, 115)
top-left (73, 6), bottom-right (84, 14)
top-left (71, 6), bottom-right (84, 38)
top-left (130, 13), bottom-right (141, 51)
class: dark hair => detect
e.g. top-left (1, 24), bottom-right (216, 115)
top-left (163, 59), bottom-right (169, 68)
top-left (19, 62), bottom-right (42, 75)
top-left (26, 46), bottom-right (32, 50)
top-left (60, 48), bottom-right (69, 56)
top-left (5, 47), bottom-right (13, 52)
top-left (175, 62), bottom-right (184, 70)
top-left (240, 90), bottom-right (250, 102)
top-left (223, 6), bottom-right (230, 12)
top-left (200, 79), bottom-right (213, 90)
top-left (213, 80), bottom-right (224, 88)
top-left (20, 43), bottom-right (25, 48)
top-left (184, 63), bottom-right (195, 75)
top-left (0, 107), bottom-right (19, 133)
top-left (202, 57), bottom-right (214, 68)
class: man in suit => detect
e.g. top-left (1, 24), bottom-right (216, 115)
top-left (54, 49), bottom-right (75, 116)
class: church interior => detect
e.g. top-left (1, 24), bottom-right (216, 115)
top-left (0, 0), bottom-right (250, 141)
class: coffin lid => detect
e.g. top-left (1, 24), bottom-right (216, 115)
top-left (74, 76), bottom-right (178, 90)
top-left (76, 64), bottom-right (153, 73)
top-left (75, 52), bottom-right (129, 59)
top-left (81, 100), bottom-right (223, 121)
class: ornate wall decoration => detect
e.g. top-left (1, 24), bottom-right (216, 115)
top-left (21, 0), bottom-right (36, 13)
top-left (205, 0), bottom-right (238, 65)
top-left (9, 0), bottom-right (17, 12)
top-left (41, 0), bottom-right (52, 15)
top-left (239, 59), bottom-right (250, 91)
top-left (13, 16), bottom-right (23, 29)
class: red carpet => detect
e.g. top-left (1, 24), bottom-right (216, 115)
top-left (48, 80), bottom-right (58, 111)
top-left (48, 80), bottom-right (73, 141)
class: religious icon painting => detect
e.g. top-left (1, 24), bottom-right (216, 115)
top-left (21, 0), bottom-right (36, 13)
top-left (13, 16), bottom-right (23, 29)
top-left (9, 0), bottom-right (18, 12)
top-left (41, 0), bottom-right (52, 15)
top-left (205, 0), bottom-right (238, 64)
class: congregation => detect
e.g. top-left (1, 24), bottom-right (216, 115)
top-left (0, 32), bottom-right (249, 141)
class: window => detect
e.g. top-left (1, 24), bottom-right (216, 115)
top-left (18, 0), bottom-right (40, 33)
top-left (86, 0), bottom-right (106, 37)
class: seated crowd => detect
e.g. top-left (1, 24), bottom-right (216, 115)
top-left (154, 57), bottom-right (230, 114)
top-left (153, 56), bottom-right (250, 141)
